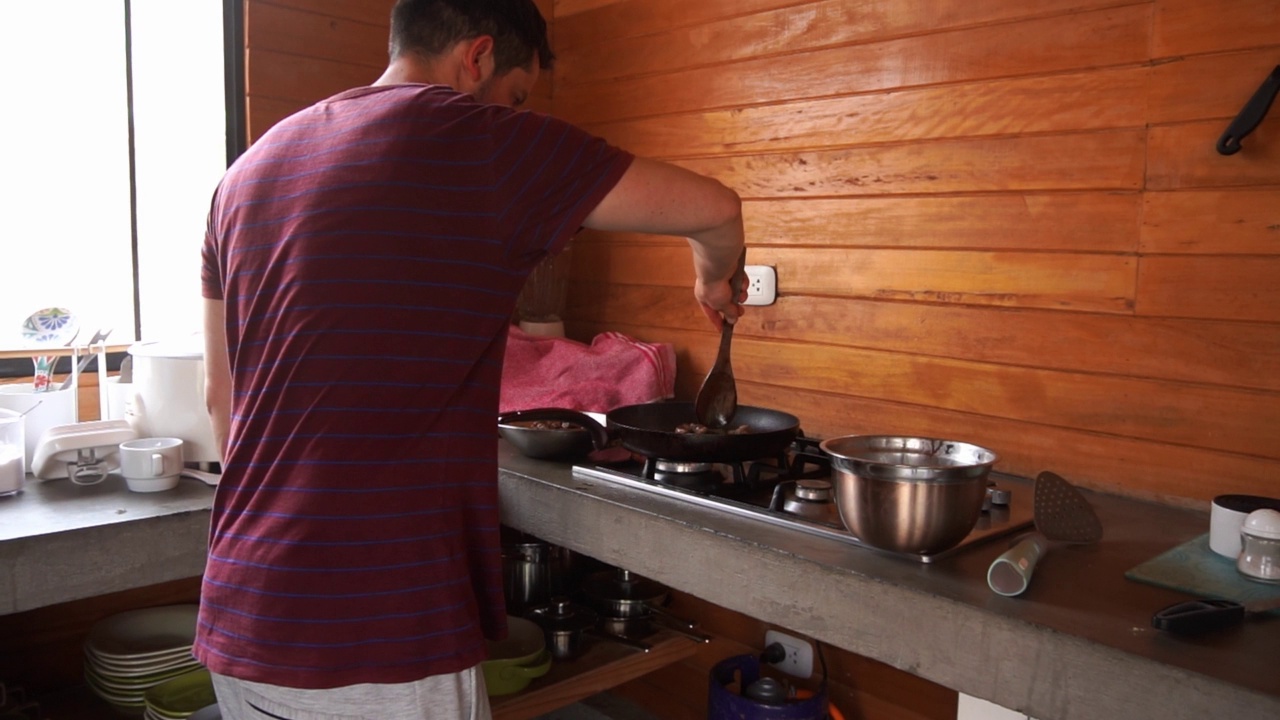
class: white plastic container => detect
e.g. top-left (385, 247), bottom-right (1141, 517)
top-left (0, 384), bottom-right (77, 468)
top-left (0, 408), bottom-right (24, 496)
top-left (127, 335), bottom-right (219, 464)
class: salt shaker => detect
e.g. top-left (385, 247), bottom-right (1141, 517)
top-left (1237, 508), bottom-right (1280, 583)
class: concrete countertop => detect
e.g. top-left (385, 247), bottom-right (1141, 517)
top-left (4, 449), bottom-right (1278, 720)
top-left (496, 445), bottom-right (1280, 720)
top-left (0, 474), bottom-right (212, 614)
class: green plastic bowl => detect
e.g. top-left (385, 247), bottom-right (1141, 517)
top-left (482, 616), bottom-right (553, 696)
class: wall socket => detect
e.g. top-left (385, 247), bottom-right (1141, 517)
top-left (764, 629), bottom-right (813, 678)
top-left (744, 265), bottom-right (777, 306)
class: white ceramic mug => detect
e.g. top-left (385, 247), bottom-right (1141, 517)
top-left (118, 437), bottom-right (183, 492)
top-left (1210, 495), bottom-right (1280, 558)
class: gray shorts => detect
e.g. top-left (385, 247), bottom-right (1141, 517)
top-left (209, 666), bottom-right (491, 720)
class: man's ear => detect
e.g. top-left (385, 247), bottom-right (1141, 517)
top-left (461, 35), bottom-right (496, 84)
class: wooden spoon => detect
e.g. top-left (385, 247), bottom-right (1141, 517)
top-left (694, 250), bottom-right (747, 429)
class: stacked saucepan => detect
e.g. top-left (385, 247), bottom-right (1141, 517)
top-left (522, 566), bottom-right (711, 660)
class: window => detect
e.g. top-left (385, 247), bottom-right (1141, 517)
top-left (0, 0), bottom-right (241, 362)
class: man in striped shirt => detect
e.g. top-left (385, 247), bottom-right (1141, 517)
top-left (199, 1), bottom-right (745, 717)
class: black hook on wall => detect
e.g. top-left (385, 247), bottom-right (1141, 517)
top-left (1216, 65), bottom-right (1280, 156)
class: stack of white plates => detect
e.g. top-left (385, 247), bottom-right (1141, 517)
top-left (83, 604), bottom-right (203, 716)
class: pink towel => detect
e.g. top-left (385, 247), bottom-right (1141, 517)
top-left (500, 326), bottom-right (676, 413)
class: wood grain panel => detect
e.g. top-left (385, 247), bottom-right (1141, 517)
top-left (557, 0), bottom-right (1146, 87)
top-left (260, 0), bottom-right (393, 25)
top-left (248, 48), bottom-right (379, 104)
top-left (732, 338), bottom-right (1277, 459)
top-left (554, 6), bottom-right (1151, 124)
top-left (1148, 49), bottom-right (1280, 125)
top-left (1142, 189), bottom-right (1280, 254)
top-left (565, 286), bottom-right (1280, 392)
top-left (744, 194), bottom-right (1140, 251)
top-left (585, 68), bottom-right (1148, 158)
top-left (673, 131), bottom-right (1145, 198)
top-left (1136, 256), bottom-right (1280, 322)
top-left (1147, 121), bottom-right (1280, 190)
top-left (730, 379), bottom-right (1279, 503)
top-left (247, 95), bottom-right (302, 141)
top-left (766, 248), bottom-right (1136, 312)
top-left (247, 2), bottom-right (387, 68)
top-left (580, 193), bottom-right (1140, 252)
top-left (571, 242), bottom-right (1136, 312)
top-left (1152, 0), bottom-right (1280, 58)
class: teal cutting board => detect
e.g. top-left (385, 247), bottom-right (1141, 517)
top-left (1125, 533), bottom-right (1280, 614)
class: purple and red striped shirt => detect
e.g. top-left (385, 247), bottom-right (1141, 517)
top-left (198, 84), bottom-right (632, 688)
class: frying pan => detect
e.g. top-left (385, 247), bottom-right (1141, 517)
top-left (498, 401), bottom-right (799, 463)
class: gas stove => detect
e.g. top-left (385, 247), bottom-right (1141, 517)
top-left (572, 437), bottom-right (1034, 563)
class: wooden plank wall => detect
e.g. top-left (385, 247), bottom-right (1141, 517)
top-left (551, 0), bottom-right (1280, 507)
top-left (241, 0), bottom-right (556, 141)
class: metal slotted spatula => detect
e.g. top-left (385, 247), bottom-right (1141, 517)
top-left (694, 250), bottom-right (747, 429)
top-left (987, 471), bottom-right (1103, 597)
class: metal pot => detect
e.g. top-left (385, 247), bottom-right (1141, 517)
top-left (820, 435), bottom-right (998, 556)
top-left (584, 568), bottom-right (712, 643)
top-left (525, 598), bottom-right (597, 660)
top-left (502, 541), bottom-right (551, 615)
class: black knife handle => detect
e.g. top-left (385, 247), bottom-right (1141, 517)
top-left (1152, 599), bottom-right (1246, 634)
top-left (1217, 65), bottom-right (1280, 156)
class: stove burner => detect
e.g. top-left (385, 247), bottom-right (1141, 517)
top-left (654, 460), bottom-right (712, 474)
top-left (574, 437), bottom-right (1034, 562)
top-left (794, 479), bottom-right (832, 502)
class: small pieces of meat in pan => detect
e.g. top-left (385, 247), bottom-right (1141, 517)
top-left (675, 423), bottom-right (751, 435)
top-left (515, 420), bottom-right (582, 430)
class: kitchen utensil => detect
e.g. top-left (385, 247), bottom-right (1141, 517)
top-left (1152, 596), bottom-right (1280, 635)
top-left (988, 471), bottom-right (1103, 597)
top-left (497, 416), bottom-right (596, 460)
top-left (128, 336), bottom-right (220, 464)
top-left (525, 597), bottom-right (598, 660)
top-left (819, 435), bottom-right (998, 556)
top-left (32, 419), bottom-right (138, 483)
top-left (21, 308), bottom-right (79, 393)
top-left (1209, 494), bottom-right (1280, 558)
top-left (503, 541), bottom-right (552, 614)
top-left (482, 616), bottom-right (552, 696)
top-left (0, 409), bottom-right (24, 496)
top-left (583, 568), bottom-right (712, 643)
top-left (500, 402), bottom-right (800, 464)
top-left (1237, 509), bottom-right (1280, 583)
top-left (1216, 65), bottom-right (1279, 155)
top-left (695, 249), bottom-right (747, 429)
top-left (58, 328), bottom-right (113, 391)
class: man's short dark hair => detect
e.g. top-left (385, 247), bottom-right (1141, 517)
top-left (390, 0), bottom-right (555, 74)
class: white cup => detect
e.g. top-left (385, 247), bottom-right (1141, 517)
top-left (118, 437), bottom-right (183, 493)
top-left (0, 408), bottom-right (24, 496)
top-left (1209, 494), bottom-right (1280, 558)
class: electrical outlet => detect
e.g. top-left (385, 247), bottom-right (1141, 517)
top-left (764, 629), bottom-right (813, 678)
top-left (744, 265), bottom-right (777, 306)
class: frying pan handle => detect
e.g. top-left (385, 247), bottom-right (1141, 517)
top-left (1217, 65), bottom-right (1280, 156)
top-left (497, 408), bottom-right (611, 450)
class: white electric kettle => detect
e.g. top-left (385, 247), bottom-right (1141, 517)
top-left (126, 334), bottom-right (220, 464)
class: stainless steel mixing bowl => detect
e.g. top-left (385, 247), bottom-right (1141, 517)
top-left (819, 435), bottom-right (999, 555)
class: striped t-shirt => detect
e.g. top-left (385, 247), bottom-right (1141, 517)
top-left (197, 83), bottom-right (632, 688)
